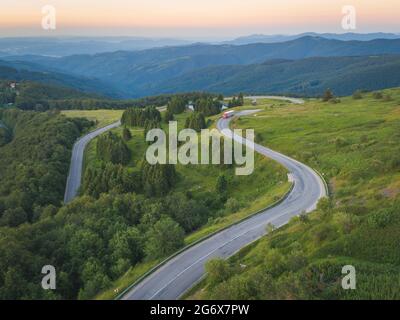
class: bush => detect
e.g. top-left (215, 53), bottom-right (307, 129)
top-left (0, 127), bottom-right (11, 147)
top-left (122, 127), bottom-right (132, 141)
top-left (352, 90), bottom-right (363, 99)
top-left (215, 174), bottom-right (228, 194)
top-left (383, 94), bottom-right (393, 102)
top-left (205, 258), bottom-right (233, 287)
top-left (373, 91), bottom-right (383, 99)
top-left (225, 198), bottom-right (242, 213)
top-left (331, 136), bottom-right (348, 148)
top-left (322, 89), bottom-right (334, 102)
top-left (367, 208), bottom-right (397, 228)
top-left (145, 216), bottom-right (185, 259)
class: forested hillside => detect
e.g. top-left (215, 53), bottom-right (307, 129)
top-left (6, 37), bottom-right (400, 98)
top-left (0, 109), bottom-right (93, 226)
top-left (0, 61), bottom-right (121, 97)
top-left (0, 80), bottom-right (217, 111)
top-left (0, 110), bottom-right (98, 299)
top-left (156, 55), bottom-right (400, 97)
top-left (0, 94), bottom-right (289, 299)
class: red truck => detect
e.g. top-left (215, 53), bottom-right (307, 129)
top-left (222, 110), bottom-right (235, 119)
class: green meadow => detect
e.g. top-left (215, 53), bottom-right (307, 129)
top-left (61, 109), bottom-right (124, 128)
top-left (189, 89), bottom-right (400, 299)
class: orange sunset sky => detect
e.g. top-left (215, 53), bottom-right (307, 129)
top-left (0, 0), bottom-right (399, 38)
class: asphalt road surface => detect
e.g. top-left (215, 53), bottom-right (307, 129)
top-left (245, 95), bottom-right (305, 104)
top-left (64, 121), bottom-right (121, 203)
top-left (122, 103), bottom-right (326, 300)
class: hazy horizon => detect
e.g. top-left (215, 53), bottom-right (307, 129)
top-left (1, 0), bottom-right (399, 38)
top-left (0, 31), bottom-right (400, 42)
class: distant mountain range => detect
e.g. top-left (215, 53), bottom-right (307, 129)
top-left (0, 60), bottom-right (122, 97)
top-left (1, 33), bottom-right (399, 58)
top-left (0, 37), bottom-right (190, 57)
top-left (2, 36), bottom-right (400, 98)
top-left (224, 32), bottom-right (400, 45)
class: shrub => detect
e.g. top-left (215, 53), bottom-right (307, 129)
top-left (225, 198), bottom-right (242, 213)
top-left (205, 258), bottom-right (233, 287)
top-left (145, 216), bottom-right (185, 259)
top-left (383, 94), bottom-right (393, 102)
top-left (122, 127), bottom-right (132, 141)
top-left (352, 90), bottom-right (363, 99)
top-left (322, 89), bottom-right (334, 102)
top-left (367, 208), bottom-right (397, 228)
top-left (216, 174), bottom-right (228, 194)
top-left (373, 91), bottom-right (383, 99)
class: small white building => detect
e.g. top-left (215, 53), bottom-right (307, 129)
top-left (221, 103), bottom-right (229, 111)
top-left (187, 104), bottom-right (195, 112)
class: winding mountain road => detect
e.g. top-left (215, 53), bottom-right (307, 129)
top-left (122, 98), bottom-right (327, 300)
top-left (64, 121), bottom-right (121, 203)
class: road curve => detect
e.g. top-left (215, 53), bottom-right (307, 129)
top-left (122, 100), bottom-right (326, 300)
top-left (244, 95), bottom-right (305, 105)
top-left (64, 121), bottom-right (121, 203)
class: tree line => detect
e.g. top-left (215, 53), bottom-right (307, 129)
top-left (185, 112), bottom-right (206, 131)
top-left (121, 106), bottom-right (161, 127)
top-left (96, 132), bottom-right (131, 165)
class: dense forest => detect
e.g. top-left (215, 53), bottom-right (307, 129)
top-left (0, 109), bottom-right (103, 299)
top-left (0, 107), bottom-right (200, 299)
top-left (0, 109), bottom-right (93, 226)
top-left (1, 79), bottom-right (219, 112)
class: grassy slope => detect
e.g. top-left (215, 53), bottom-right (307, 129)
top-left (61, 109), bottom-right (124, 128)
top-left (190, 89), bottom-right (400, 299)
top-left (67, 105), bottom-right (291, 299)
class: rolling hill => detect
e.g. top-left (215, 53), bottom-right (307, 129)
top-left (153, 55), bottom-right (400, 96)
top-left (225, 32), bottom-right (400, 45)
top-left (0, 60), bottom-right (123, 98)
top-left (5, 36), bottom-right (400, 98)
